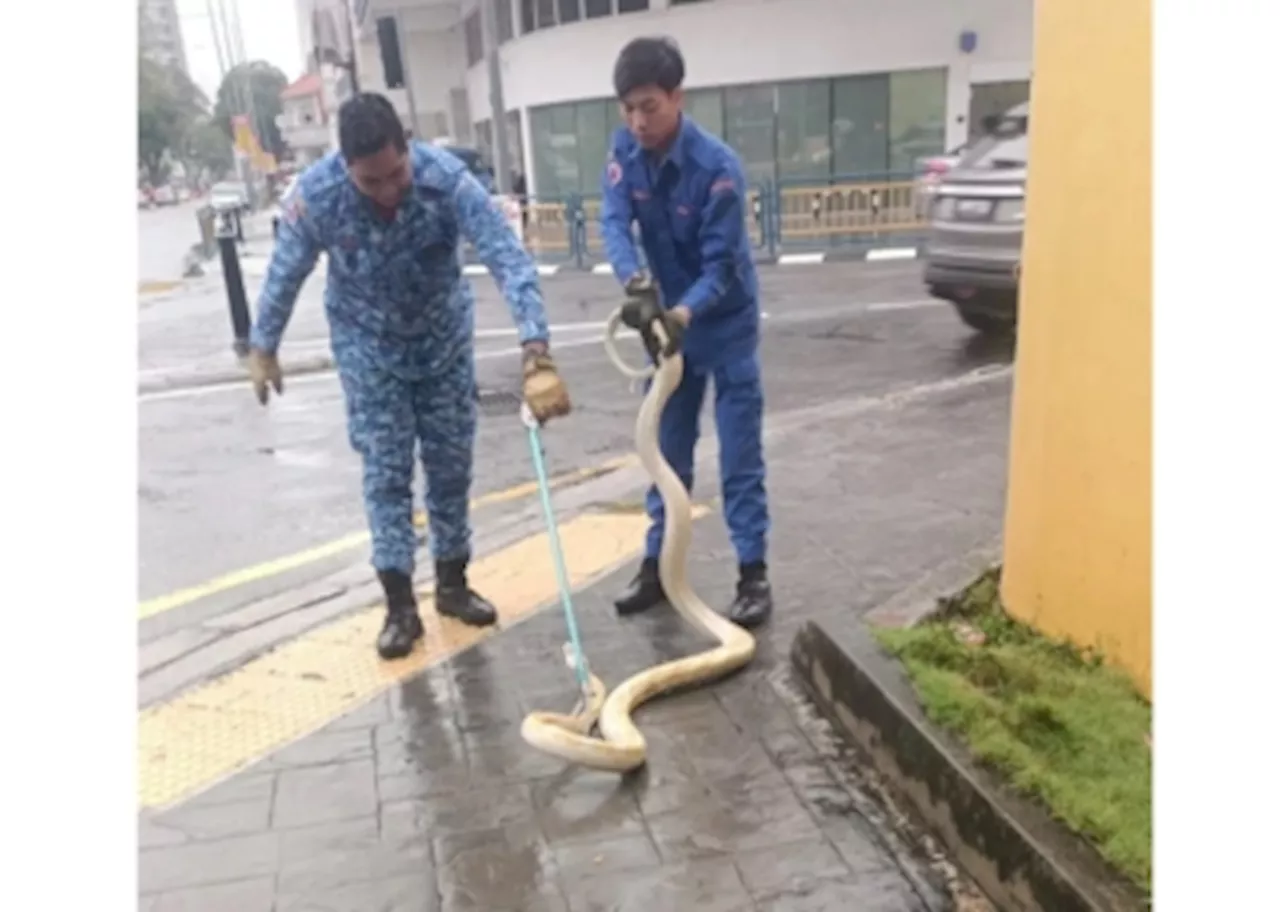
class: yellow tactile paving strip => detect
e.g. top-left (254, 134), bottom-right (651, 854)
top-left (138, 505), bottom-right (707, 810)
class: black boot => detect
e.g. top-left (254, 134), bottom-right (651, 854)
top-left (614, 557), bottom-right (667, 616)
top-left (435, 558), bottom-right (498, 627)
top-left (376, 569), bottom-right (425, 660)
top-left (727, 561), bottom-right (773, 629)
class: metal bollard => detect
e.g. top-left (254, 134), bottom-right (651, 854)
top-left (214, 207), bottom-right (252, 358)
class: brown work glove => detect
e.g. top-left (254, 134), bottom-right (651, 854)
top-left (247, 348), bottom-right (283, 405)
top-left (522, 345), bottom-right (571, 423)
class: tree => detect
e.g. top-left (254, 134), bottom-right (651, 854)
top-left (214, 61), bottom-right (290, 160)
top-left (138, 55), bottom-right (208, 184)
top-left (183, 117), bottom-right (235, 180)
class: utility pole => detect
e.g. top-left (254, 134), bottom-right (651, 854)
top-left (480, 0), bottom-right (510, 194)
top-left (205, 0), bottom-right (227, 79)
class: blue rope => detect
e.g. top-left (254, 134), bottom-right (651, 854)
top-left (524, 418), bottom-right (591, 692)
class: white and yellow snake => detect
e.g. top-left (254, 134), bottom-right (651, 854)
top-left (520, 308), bottom-right (758, 772)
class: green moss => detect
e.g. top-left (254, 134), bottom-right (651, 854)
top-left (872, 567), bottom-right (1152, 892)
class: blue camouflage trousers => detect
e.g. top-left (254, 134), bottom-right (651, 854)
top-left (644, 348), bottom-right (769, 565)
top-left (337, 344), bottom-right (478, 575)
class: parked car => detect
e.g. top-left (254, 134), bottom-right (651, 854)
top-left (922, 102), bottom-right (1029, 335)
top-left (438, 144), bottom-right (498, 193)
top-left (913, 146), bottom-right (966, 218)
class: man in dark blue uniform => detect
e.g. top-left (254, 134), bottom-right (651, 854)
top-left (247, 93), bottom-right (571, 660)
top-left (599, 37), bottom-right (773, 629)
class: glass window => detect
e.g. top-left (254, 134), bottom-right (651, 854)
top-left (584, 0), bottom-right (611, 18)
top-left (497, 0), bottom-right (514, 43)
top-left (724, 84), bottom-right (777, 187)
top-left (776, 80), bottom-right (832, 180)
top-left (684, 88), bottom-right (724, 138)
top-left (536, 0), bottom-right (556, 28)
top-left (575, 100), bottom-right (611, 194)
top-left (530, 103), bottom-right (581, 198)
top-left (464, 12), bottom-right (483, 68)
top-left (832, 73), bottom-right (889, 176)
top-left (558, 0), bottom-right (581, 23)
top-left (520, 0), bottom-right (535, 34)
top-left (888, 68), bottom-right (947, 174)
top-left (618, 0), bottom-right (650, 11)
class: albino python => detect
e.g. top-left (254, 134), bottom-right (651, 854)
top-left (520, 306), bottom-right (758, 772)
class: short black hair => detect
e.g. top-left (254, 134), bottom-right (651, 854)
top-left (613, 37), bottom-right (685, 99)
top-left (338, 92), bottom-right (407, 161)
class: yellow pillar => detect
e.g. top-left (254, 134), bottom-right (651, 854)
top-left (1001, 0), bottom-right (1152, 697)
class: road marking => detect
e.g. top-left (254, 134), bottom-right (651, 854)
top-left (592, 263), bottom-right (614, 275)
top-left (865, 247), bottom-right (919, 261)
top-left (137, 335), bottom-right (609, 404)
top-left (865, 299), bottom-right (946, 313)
top-left (137, 503), bottom-right (708, 810)
top-left (137, 455), bottom-right (635, 620)
top-left (777, 252), bottom-right (826, 265)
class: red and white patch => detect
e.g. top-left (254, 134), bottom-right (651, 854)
top-left (606, 160), bottom-right (623, 187)
top-left (710, 178), bottom-right (736, 196)
top-left (282, 194), bottom-right (306, 225)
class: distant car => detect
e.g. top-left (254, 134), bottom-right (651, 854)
top-left (922, 102), bottom-right (1030, 335)
top-left (138, 187), bottom-right (154, 209)
top-left (209, 181), bottom-right (250, 214)
top-left (151, 184), bottom-right (178, 206)
top-left (437, 144), bottom-right (498, 194)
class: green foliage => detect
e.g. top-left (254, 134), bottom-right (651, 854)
top-left (214, 61), bottom-right (290, 159)
top-left (184, 117), bottom-right (235, 180)
top-left (138, 55), bottom-right (209, 184)
top-left (873, 568), bottom-right (1152, 892)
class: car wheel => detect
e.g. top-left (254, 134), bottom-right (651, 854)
top-left (954, 304), bottom-right (1016, 335)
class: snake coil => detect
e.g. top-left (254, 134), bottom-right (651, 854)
top-left (519, 307), bottom-right (757, 772)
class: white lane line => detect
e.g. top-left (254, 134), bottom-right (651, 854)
top-left (865, 247), bottom-right (919, 262)
top-left (138, 297), bottom-right (945, 405)
top-left (138, 335), bottom-right (609, 404)
top-left (777, 252), bottom-right (827, 266)
top-left (865, 299), bottom-right (946, 313)
top-left (591, 263), bottom-right (614, 276)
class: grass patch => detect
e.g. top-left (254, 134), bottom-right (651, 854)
top-left (872, 566), bottom-right (1151, 892)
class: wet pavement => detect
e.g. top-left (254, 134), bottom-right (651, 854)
top-left (138, 260), bottom-right (981, 609)
top-left (137, 258), bottom-right (1012, 908)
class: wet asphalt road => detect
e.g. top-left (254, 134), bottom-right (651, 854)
top-left (138, 199), bottom-right (207, 285)
top-left (137, 261), bottom-right (1003, 610)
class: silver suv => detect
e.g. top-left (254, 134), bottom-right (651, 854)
top-left (922, 103), bottom-right (1028, 334)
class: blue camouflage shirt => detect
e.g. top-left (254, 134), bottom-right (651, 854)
top-left (251, 142), bottom-right (549, 375)
top-left (599, 116), bottom-right (760, 367)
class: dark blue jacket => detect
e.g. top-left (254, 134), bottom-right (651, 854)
top-left (599, 117), bottom-right (760, 367)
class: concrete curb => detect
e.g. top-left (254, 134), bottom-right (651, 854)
top-left (788, 547), bottom-right (1149, 912)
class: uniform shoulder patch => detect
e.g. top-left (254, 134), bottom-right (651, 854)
top-left (710, 176), bottom-right (736, 196)
top-left (606, 160), bottom-right (623, 187)
top-left (281, 184), bottom-right (307, 225)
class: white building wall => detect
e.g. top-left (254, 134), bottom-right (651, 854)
top-left (465, 0), bottom-right (1032, 151)
top-left (357, 21), bottom-right (472, 141)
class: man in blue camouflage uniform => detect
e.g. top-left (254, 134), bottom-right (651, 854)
top-left (247, 93), bottom-right (572, 660)
top-left (599, 38), bottom-right (774, 629)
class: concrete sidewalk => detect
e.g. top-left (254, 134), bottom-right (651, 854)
top-left (138, 359), bottom-right (1009, 911)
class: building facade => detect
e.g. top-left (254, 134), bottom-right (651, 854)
top-left (139, 0), bottom-right (190, 74)
top-left (279, 73), bottom-right (333, 165)
top-left (351, 0), bottom-right (1032, 198)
